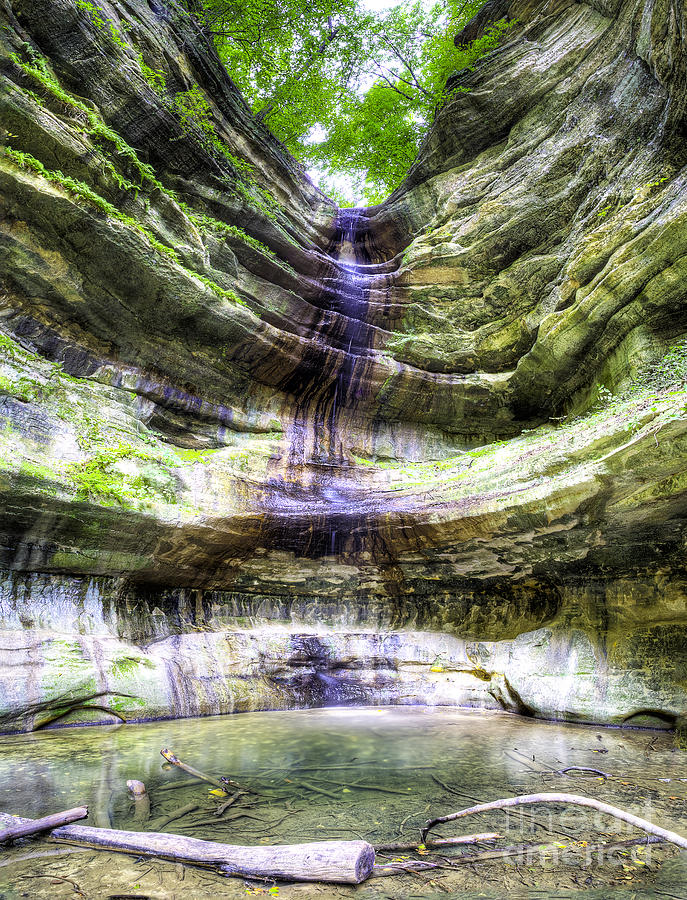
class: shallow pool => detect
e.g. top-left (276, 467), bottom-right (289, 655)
top-left (0, 707), bottom-right (685, 898)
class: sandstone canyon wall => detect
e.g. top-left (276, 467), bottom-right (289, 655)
top-left (0, 0), bottom-right (686, 731)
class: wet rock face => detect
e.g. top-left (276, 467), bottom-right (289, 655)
top-left (0, 0), bottom-right (687, 728)
top-left (1, 572), bottom-right (685, 732)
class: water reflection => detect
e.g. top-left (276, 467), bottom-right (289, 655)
top-left (0, 706), bottom-right (684, 838)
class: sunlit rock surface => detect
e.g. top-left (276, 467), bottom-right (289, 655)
top-left (0, 0), bottom-right (686, 730)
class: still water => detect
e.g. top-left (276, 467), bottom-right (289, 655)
top-left (0, 706), bottom-right (686, 898)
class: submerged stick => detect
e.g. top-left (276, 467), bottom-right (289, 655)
top-left (155, 777), bottom-right (204, 792)
top-left (554, 766), bottom-right (610, 779)
top-left (375, 832), bottom-right (500, 852)
top-left (0, 807), bottom-right (88, 844)
top-left (149, 801), bottom-right (201, 831)
top-left (346, 783), bottom-right (413, 796)
top-left (18, 873), bottom-right (87, 899)
top-left (216, 791), bottom-right (246, 816)
top-left (372, 835), bottom-right (665, 876)
top-left (422, 792), bottom-right (687, 850)
top-left (160, 749), bottom-right (250, 793)
top-left (50, 822), bottom-right (375, 883)
top-left (126, 780), bottom-right (150, 825)
top-left (297, 781), bottom-right (341, 800)
top-left (178, 813), bottom-right (260, 829)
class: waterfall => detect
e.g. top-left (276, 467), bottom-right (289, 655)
top-left (261, 208), bottom-right (379, 559)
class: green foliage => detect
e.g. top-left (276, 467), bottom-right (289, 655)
top-left (76, 0), bottom-right (167, 94)
top-left (306, 82), bottom-right (424, 206)
top-left (566, 341), bottom-right (687, 437)
top-left (304, 9), bottom-right (516, 203)
top-left (201, 0), bottom-right (515, 203)
top-left (173, 447), bottom-right (214, 464)
top-left (4, 146), bottom-right (131, 218)
top-left (203, 0), bottom-right (363, 145)
top-left (594, 340), bottom-right (687, 411)
top-left (0, 334), bottom-right (99, 423)
top-left (110, 655), bottom-right (155, 677)
top-left (10, 52), bottom-right (166, 191)
top-left (2, 147), bottom-right (246, 307)
top-left (637, 339), bottom-right (687, 392)
top-left (18, 460), bottom-right (61, 488)
top-left (0, 372), bottom-right (54, 404)
top-left (10, 49), bottom-right (277, 291)
top-left (428, 12), bottom-right (515, 106)
top-left (170, 84), bottom-right (285, 221)
top-left (10, 52), bottom-right (267, 291)
top-left (185, 271), bottom-right (246, 306)
top-left (14, 40), bottom-right (282, 233)
top-left (179, 202), bottom-right (292, 268)
top-left (592, 383), bottom-right (613, 408)
top-left (173, 85), bottom-right (216, 137)
top-left (0, 333), bottom-right (26, 359)
top-left (138, 58), bottom-right (166, 94)
top-left (66, 442), bottom-right (175, 506)
top-left (75, 0), bottom-right (129, 49)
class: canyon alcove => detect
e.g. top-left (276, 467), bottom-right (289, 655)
top-left (0, 0), bottom-right (686, 894)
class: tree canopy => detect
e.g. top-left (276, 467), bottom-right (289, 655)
top-left (197, 0), bottom-right (513, 205)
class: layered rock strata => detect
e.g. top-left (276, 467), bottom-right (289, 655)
top-left (0, 0), bottom-right (686, 730)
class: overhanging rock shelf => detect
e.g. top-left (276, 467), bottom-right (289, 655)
top-left (0, 0), bottom-right (687, 731)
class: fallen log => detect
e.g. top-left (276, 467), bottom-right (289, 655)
top-left (1, 810), bottom-right (374, 883)
top-left (49, 823), bottom-right (374, 883)
top-left (296, 780), bottom-right (340, 800)
top-left (0, 807), bottom-right (88, 844)
top-left (422, 792), bottom-right (687, 850)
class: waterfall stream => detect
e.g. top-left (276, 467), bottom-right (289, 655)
top-left (260, 209), bottom-right (391, 560)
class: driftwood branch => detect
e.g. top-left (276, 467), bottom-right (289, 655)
top-left (160, 748), bottom-right (250, 793)
top-left (18, 873), bottom-right (87, 898)
top-left (422, 792), bottom-right (687, 850)
top-left (0, 807), bottom-right (88, 844)
top-left (296, 780), bottom-right (340, 799)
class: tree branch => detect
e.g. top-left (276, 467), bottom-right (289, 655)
top-left (422, 793), bottom-right (687, 851)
